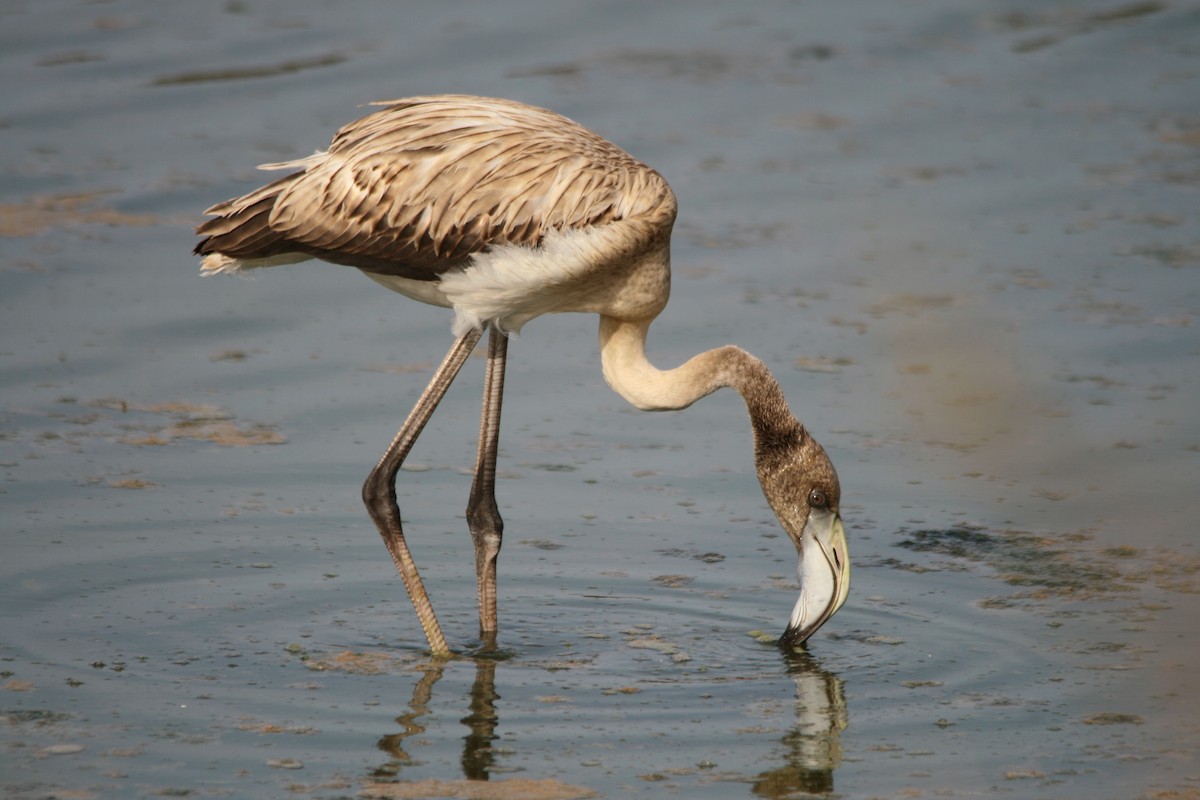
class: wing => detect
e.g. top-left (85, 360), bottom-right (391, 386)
top-left (195, 95), bottom-right (675, 281)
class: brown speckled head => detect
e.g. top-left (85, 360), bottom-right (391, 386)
top-left (747, 397), bottom-right (849, 648)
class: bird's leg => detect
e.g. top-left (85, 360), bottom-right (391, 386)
top-left (466, 328), bottom-right (508, 635)
top-left (363, 329), bottom-right (483, 657)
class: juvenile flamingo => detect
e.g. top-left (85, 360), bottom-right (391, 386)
top-left (194, 95), bottom-right (849, 656)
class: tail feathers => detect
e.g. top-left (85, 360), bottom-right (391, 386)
top-left (194, 172), bottom-right (307, 273)
top-left (199, 250), bottom-right (311, 276)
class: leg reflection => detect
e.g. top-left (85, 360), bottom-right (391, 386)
top-left (460, 651), bottom-right (500, 779)
top-left (373, 642), bottom-right (505, 782)
top-left (375, 662), bottom-right (445, 776)
top-left (752, 650), bottom-right (848, 798)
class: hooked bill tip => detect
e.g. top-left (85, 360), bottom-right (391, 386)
top-left (777, 623), bottom-right (815, 650)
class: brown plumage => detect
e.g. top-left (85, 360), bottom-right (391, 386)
top-left (196, 95), bottom-right (671, 281)
top-left (195, 95), bottom-right (848, 656)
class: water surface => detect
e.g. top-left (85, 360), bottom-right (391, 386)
top-left (2, 1), bottom-right (1198, 798)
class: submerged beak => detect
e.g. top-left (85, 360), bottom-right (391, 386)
top-left (779, 509), bottom-right (850, 648)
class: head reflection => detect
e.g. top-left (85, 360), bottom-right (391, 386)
top-left (752, 650), bottom-right (848, 798)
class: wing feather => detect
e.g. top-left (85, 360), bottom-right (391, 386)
top-left (195, 95), bottom-right (676, 280)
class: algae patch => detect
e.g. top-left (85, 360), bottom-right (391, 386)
top-left (894, 525), bottom-right (1199, 605)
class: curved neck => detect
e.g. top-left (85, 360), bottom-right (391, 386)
top-left (598, 316), bottom-right (803, 444)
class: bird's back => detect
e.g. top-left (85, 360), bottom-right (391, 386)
top-left (194, 95), bottom-right (677, 284)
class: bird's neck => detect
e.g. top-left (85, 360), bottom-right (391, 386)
top-left (598, 316), bottom-right (803, 444)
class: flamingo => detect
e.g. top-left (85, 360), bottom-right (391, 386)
top-left (194, 95), bottom-right (849, 656)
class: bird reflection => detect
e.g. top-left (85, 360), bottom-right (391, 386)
top-left (752, 650), bottom-right (848, 798)
top-left (372, 642), bottom-right (846, 792)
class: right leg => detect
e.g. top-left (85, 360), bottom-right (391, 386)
top-left (466, 328), bottom-right (508, 635)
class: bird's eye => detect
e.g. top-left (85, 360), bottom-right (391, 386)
top-left (808, 489), bottom-right (827, 509)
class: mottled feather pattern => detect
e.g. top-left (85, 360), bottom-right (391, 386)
top-left (196, 96), bottom-right (674, 282)
top-left (193, 95), bottom-right (848, 650)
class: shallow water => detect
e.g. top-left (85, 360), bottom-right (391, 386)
top-left (2, 1), bottom-right (1198, 798)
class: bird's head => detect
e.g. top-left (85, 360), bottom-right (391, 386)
top-left (755, 427), bottom-right (850, 648)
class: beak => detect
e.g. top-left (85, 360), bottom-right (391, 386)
top-left (778, 509), bottom-right (850, 648)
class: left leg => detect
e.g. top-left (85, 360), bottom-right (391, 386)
top-left (364, 329), bottom-right (482, 656)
